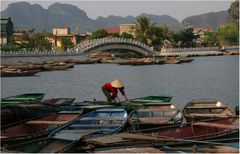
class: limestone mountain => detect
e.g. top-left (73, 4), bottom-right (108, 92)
top-left (1, 2), bottom-right (183, 32)
top-left (182, 11), bottom-right (228, 29)
top-left (1, 2), bottom-right (229, 32)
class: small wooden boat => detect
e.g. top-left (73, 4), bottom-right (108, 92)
top-left (141, 116), bottom-right (239, 142)
top-left (49, 63), bottom-right (74, 71)
top-left (118, 58), bottom-right (155, 66)
top-left (130, 95), bottom-right (173, 103)
top-left (5, 108), bottom-right (128, 153)
top-left (183, 99), bottom-right (236, 122)
top-left (129, 103), bottom-right (183, 130)
top-left (1, 93), bottom-right (45, 103)
top-left (64, 59), bottom-right (96, 64)
top-left (1, 93), bottom-right (45, 109)
top-left (154, 59), bottom-right (165, 64)
top-left (164, 58), bottom-right (181, 64)
top-left (1, 93), bottom-right (45, 126)
top-left (1, 111), bottom-right (81, 146)
top-left (84, 117), bottom-right (239, 152)
top-left (179, 58), bottom-right (194, 63)
top-left (1, 69), bottom-right (40, 77)
top-left (7, 98), bottom-right (82, 118)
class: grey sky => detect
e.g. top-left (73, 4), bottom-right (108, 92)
top-left (1, 0), bottom-right (233, 21)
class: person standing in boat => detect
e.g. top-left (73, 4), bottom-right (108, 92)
top-left (102, 79), bottom-right (129, 104)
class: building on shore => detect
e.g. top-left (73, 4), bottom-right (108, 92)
top-left (119, 24), bottom-right (136, 37)
top-left (13, 28), bottom-right (35, 44)
top-left (0, 17), bottom-right (13, 45)
top-left (47, 27), bottom-right (86, 49)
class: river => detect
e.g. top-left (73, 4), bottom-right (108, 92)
top-left (1, 55), bottom-right (239, 110)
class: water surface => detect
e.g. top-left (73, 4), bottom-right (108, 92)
top-left (1, 56), bottom-right (239, 110)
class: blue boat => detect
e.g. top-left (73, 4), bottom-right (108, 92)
top-left (5, 108), bottom-right (128, 153)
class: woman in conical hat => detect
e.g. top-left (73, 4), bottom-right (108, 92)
top-left (102, 79), bottom-right (129, 104)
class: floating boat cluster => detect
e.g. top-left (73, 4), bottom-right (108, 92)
top-left (0, 93), bottom-right (238, 153)
top-left (1, 57), bottom-right (194, 77)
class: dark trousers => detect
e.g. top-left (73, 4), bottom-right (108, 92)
top-left (102, 87), bottom-right (112, 103)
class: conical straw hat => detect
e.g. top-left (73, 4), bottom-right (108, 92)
top-left (111, 79), bottom-right (124, 88)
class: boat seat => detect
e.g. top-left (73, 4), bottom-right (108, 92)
top-left (131, 99), bottom-right (164, 103)
top-left (186, 113), bottom-right (232, 117)
top-left (25, 120), bottom-right (68, 125)
top-left (53, 129), bottom-right (104, 141)
top-left (186, 106), bottom-right (226, 109)
top-left (192, 122), bottom-right (238, 129)
top-left (61, 129), bottom-right (99, 134)
top-left (69, 124), bottom-right (122, 128)
top-left (80, 117), bottom-right (127, 121)
top-left (53, 132), bottom-right (83, 141)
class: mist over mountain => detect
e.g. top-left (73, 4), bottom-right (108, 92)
top-left (1, 2), bottom-right (228, 32)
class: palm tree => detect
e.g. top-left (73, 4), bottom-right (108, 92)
top-left (135, 16), bottom-right (155, 46)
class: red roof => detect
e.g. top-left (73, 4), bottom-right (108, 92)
top-left (106, 28), bottom-right (120, 33)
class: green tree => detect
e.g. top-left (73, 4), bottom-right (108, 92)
top-left (148, 24), bottom-right (173, 50)
top-left (61, 38), bottom-right (74, 51)
top-left (109, 32), bottom-right (120, 37)
top-left (32, 33), bottom-right (51, 51)
top-left (135, 16), bottom-right (155, 46)
top-left (217, 23), bottom-right (239, 46)
top-left (173, 28), bottom-right (197, 47)
top-left (88, 29), bottom-right (109, 39)
top-left (201, 31), bottom-right (219, 47)
top-left (120, 32), bottom-right (133, 39)
top-left (228, 1), bottom-right (239, 23)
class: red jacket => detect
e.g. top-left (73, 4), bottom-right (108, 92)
top-left (102, 83), bottom-right (125, 99)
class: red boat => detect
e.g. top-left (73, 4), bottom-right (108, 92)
top-left (1, 111), bottom-right (82, 146)
top-left (140, 116), bottom-right (239, 142)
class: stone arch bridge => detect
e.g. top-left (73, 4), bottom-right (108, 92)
top-left (72, 37), bottom-right (154, 56)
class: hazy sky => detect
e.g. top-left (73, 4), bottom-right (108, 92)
top-left (1, 0), bottom-right (233, 21)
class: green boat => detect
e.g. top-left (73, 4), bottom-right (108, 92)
top-left (130, 94), bottom-right (173, 104)
top-left (1, 93), bottom-right (45, 109)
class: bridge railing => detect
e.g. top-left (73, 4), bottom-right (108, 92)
top-left (72, 37), bottom-right (154, 54)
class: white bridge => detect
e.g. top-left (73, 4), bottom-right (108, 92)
top-left (72, 37), bottom-right (154, 56)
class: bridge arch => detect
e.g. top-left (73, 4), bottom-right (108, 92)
top-left (72, 37), bottom-right (154, 56)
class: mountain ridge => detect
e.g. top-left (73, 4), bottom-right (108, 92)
top-left (1, 2), bottom-right (228, 32)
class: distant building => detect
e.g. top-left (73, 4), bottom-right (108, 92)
top-left (119, 24), bottom-right (136, 37)
top-left (193, 27), bottom-right (213, 39)
top-left (48, 27), bottom-right (82, 48)
top-left (0, 17), bottom-right (13, 45)
top-left (13, 28), bottom-right (35, 44)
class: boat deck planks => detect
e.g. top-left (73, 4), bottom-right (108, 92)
top-left (137, 117), bottom-right (172, 124)
top-left (61, 129), bottom-right (100, 134)
top-left (25, 120), bottom-right (68, 125)
top-left (186, 106), bottom-right (226, 109)
top-left (69, 123), bottom-right (122, 127)
top-left (192, 122), bottom-right (238, 129)
top-left (186, 113), bottom-right (234, 117)
top-left (96, 147), bottom-right (165, 153)
top-left (84, 133), bottom-right (132, 146)
top-left (162, 145), bottom-right (239, 153)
